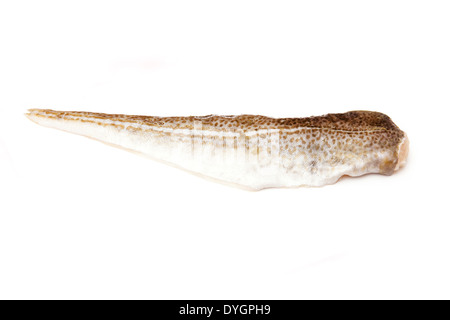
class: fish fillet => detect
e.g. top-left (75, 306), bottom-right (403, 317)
top-left (26, 109), bottom-right (408, 190)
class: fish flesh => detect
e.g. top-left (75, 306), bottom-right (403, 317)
top-left (26, 109), bottom-right (408, 190)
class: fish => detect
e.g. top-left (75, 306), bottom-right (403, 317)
top-left (26, 109), bottom-right (408, 190)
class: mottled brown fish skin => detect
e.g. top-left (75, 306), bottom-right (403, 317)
top-left (26, 109), bottom-right (408, 189)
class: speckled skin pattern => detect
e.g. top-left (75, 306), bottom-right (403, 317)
top-left (26, 109), bottom-right (408, 190)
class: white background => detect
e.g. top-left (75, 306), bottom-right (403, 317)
top-left (0, 0), bottom-right (449, 299)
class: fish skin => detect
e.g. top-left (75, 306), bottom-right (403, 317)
top-left (25, 109), bottom-right (408, 190)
